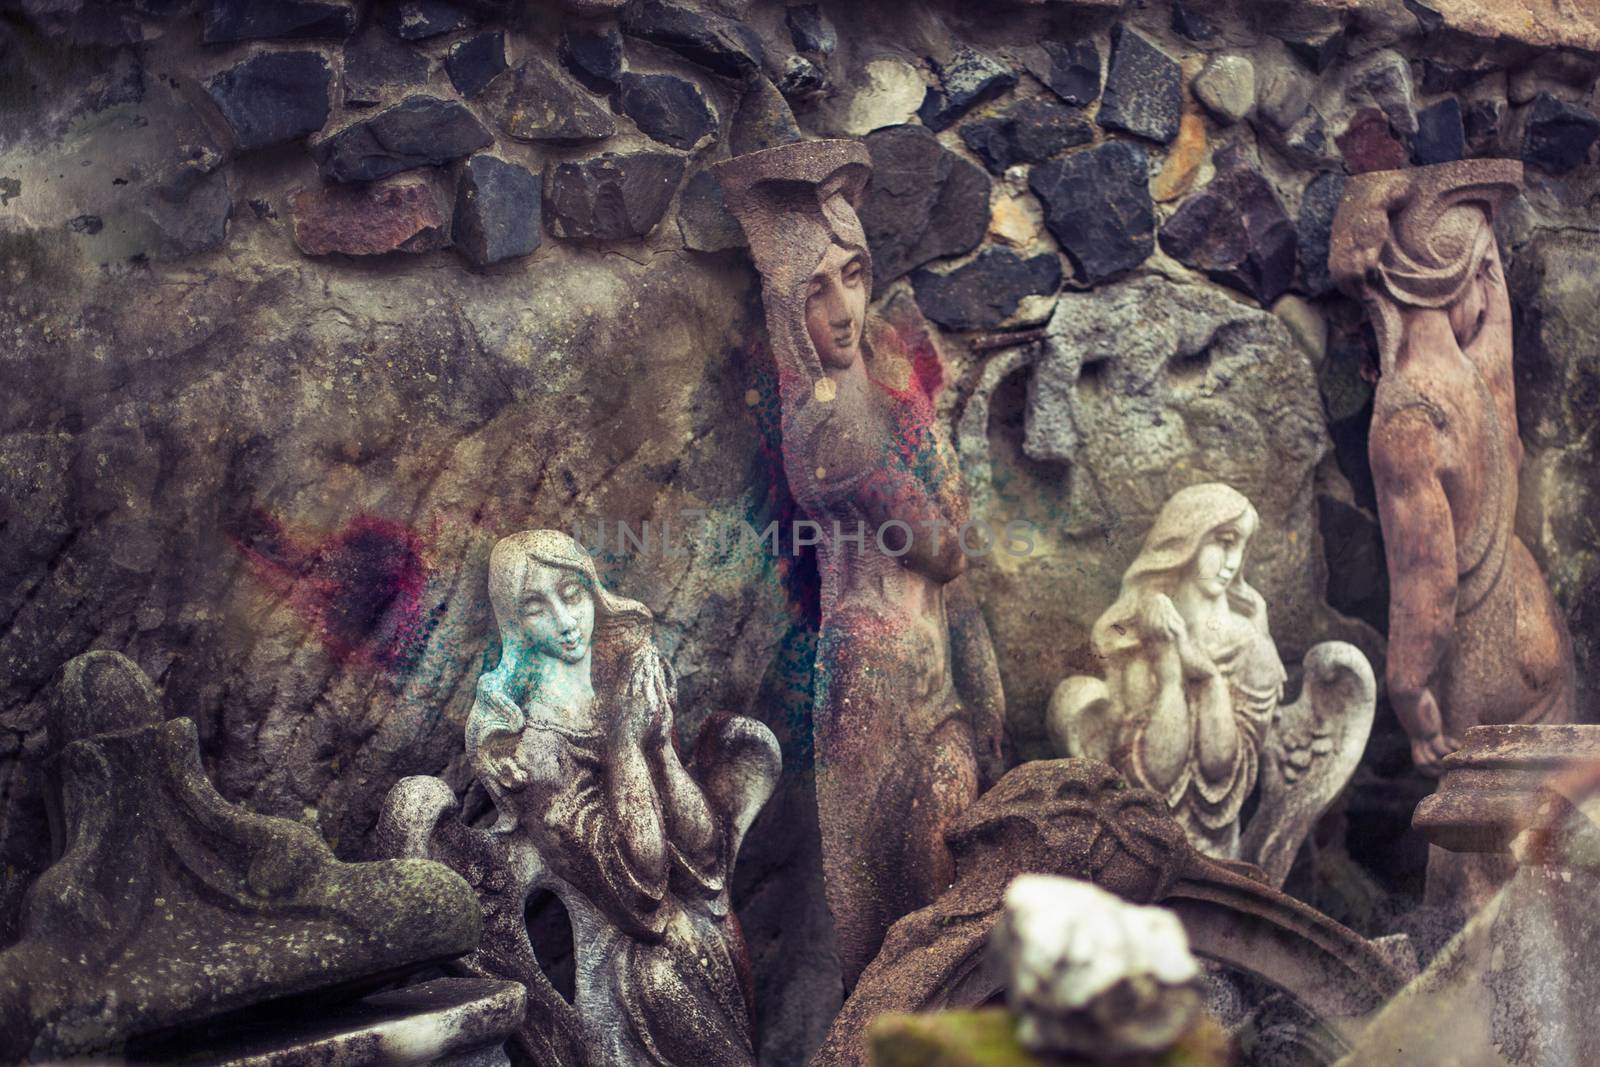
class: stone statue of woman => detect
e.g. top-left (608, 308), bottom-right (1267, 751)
top-left (1050, 484), bottom-right (1374, 884)
top-left (382, 530), bottom-right (780, 1067)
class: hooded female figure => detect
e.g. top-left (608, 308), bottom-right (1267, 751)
top-left (1053, 484), bottom-right (1286, 859)
top-left (465, 530), bottom-right (768, 1067)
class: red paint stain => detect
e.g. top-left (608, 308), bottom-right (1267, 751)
top-left (233, 510), bottom-right (432, 670)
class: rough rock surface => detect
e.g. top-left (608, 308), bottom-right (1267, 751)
top-left (202, 0), bottom-right (356, 43)
top-left (1158, 144), bottom-right (1296, 305)
top-left (290, 177), bottom-right (448, 256)
top-left (486, 59), bottom-right (615, 144)
top-left (452, 154), bottom-right (540, 267)
top-left (1412, 97), bottom-right (1465, 165)
top-left (312, 96), bottom-right (492, 182)
top-left (958, 96), bottom-right (1093, 174)
top-left (445, 30), bottom-right (508, 98)
top-left (544, 151), bottom-right (686, 241)
top-left (342, 32), bottom-right (430, 108)
top-left (1029, 141), bottom-right (1153, 285)
top-left (1193, 53), bottom-right (1254, 125)
top-left (620, 0), bottom-right (765, 78)
top-left (559, 26), bottom-right (623, 93)
top-left (676, 169), bottom-right (745, 252)
top-left (919, 47), bottom-right (1017, 132)
top-left (1295, 170), bottom-right (1346, 298)
top-left (910, 248), bottom-right (1061, 331)
top-left (382, 0), bottom-right (476, 41)
top-left (206, 51), bottom-right (332, 151)
top-left (1025, 39), bottom-right (1100, 108)
top-left (858, 124), bottom-right (990, 285)
top-left (1098, 27), bottom-right (1182, 144)
top-left (619, 72), bottom-right (719, 150)
top-left (1520, 92), bottom-right (1600, 174)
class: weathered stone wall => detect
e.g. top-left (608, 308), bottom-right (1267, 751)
top-left (2, 0), bottom-right (1599, 1063)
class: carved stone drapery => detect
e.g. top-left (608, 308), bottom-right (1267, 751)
top-left (714, 140), bottom-right (1008, 986)
top-left (1329, 160), bottom-right (1576, 909)
top-left (812, 759), bottom-right (1412, 1067)
top-left (0, 652), bottom-right (482, 1064)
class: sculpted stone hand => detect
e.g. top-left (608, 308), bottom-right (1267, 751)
top-left (1049, 484), bottom-right (1376, 887)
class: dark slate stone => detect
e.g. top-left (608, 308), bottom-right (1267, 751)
top-left (1158, 144), bottom-right (1296, 304)
top-left (206, 50), bottom-right (331, 151)
top-left (311, 95), bottom-right (492, 182)
top-left (544, 151), bottom-right (687, 242)
top-left (1319, 495), bottom-right (1388, 634)
top-left (1402, 0), bottom-right (1444, 33)
top-left (1521, 91), bottom-right (1600, 174)
top-left (381, 0), bottom-right (474, 40)
top-left (619, 72), bottom-right (717, 150)
top-left (559, 26), bottom-right (623, 93)
top-left (785, 4), bottom-right (835, 55)
top-left (342, 32), bottom-right (429, 108)
top-left (1170, 0), bottom-right (1218, 41)
top-left (778, 54), bottom-right (827, 100)
top-left (487, 58), bottom-right (615, 144)
top-left (729, 76), bottom-right (801, 155)
top-left (676, 168), bottom-right (744, 252)
top-left (1419, 59), bottom-right (1496, 94)
top-left (202, 0), bottom-right (355, 42)
top-left (1295, 170), bottom-right (1346, 298)
top-left (1337, 108), bottom-right (1407, 173)
top-left (446, 30), bottom-right (507, 97)
top-left (1279, 27), bottom-right (1346, 73)
top-left (858, 124), bottom-right (991, 285)
top-left (1412, 97), bottom-right (1465, 165)
top-left (620, 0), bottom-right (765, 79)
top-left (1026, 39), bottom-right (1100, 108)
top-left (958, 95), bottom-right (1093, 173)
top-left (918, 48), bottom-right (1017, 133)
top-left (1464, 99), bottom-right (1502, 155)
top-left (453, 154), bottom-right (541, 266)
top-left (1098, 27), bottom-right (1181, 144)
top-left (911, 247), bottom-right (1061, 331)
top-left (1029, 140), bottom-right (1153, 285)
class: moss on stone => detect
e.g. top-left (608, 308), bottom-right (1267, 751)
top-left (866, 1009), bottom-right (1232, 1067)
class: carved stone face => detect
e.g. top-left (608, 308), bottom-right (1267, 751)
top-left (804, 241), bottom-right (868, 370)
top-left (516, 561), bottom-right (595, 663)
top-left (1188, 520), bottom-right (1249, 599)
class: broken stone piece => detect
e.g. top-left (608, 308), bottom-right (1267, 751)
top-left (620, 0), bottom-right (765, 79)
top-left (1412, 97), bottom-right (1465, 165)
top-left (342, 31), bottom-right (429, 108)
top-left (858, 123), bottom-right (990, 285)
top-left (957, 95), bottom-right (1092, 174)
top-left (995, 875), bottom-right (1201, 1061)
top-left (1337, 107), bottom-right (1408, 173)
top-left (206, 50), bottom-right (332, 151)
top-left (1025, 38), bottom-right (1100, 108)
top-left (487, 58), bottom-right (616, 144)
top-left (544, 151), bottom-right (686, 241)
top-left (1520, 91), bottom-right (1600, 174)
top-left (559, 25), bottom-right (623, 93)
top-left (312, 95), bottom-right (492, 182)
top-left (201, 0), bottom-right (356, 43)
top-left (786, 3), bottom-right (835, 56)
top-left (1158, 144), bottom-right (1296, 305)
top-left (452, 154), bottom-right (541, 267)
top-left (381, 0), bottom-right (476, 41)
top-left (446, 30), bottom-right (508, 98)
top-left (619, 71), bottom-right (719, 150)
top-left (291, 177), bottom-right (448, 255)
top-left (0, 651), bottom-right (481, 1064)
top-left (1098, 26), bottom-right (1182, 144)
top-left (1028, 140), bottom-right (1153, 285)
top-left (918, 47), bottom-right (1016, 132)
top-left (911, 247), bottom-right (1060, 331)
